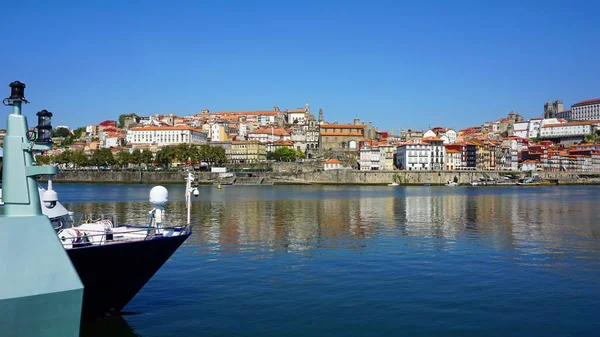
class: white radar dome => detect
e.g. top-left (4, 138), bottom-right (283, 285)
top-left (149, 185), bottom-right (169, 207)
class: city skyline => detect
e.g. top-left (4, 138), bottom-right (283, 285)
top-left (1, 0), bottom-right (599, 130)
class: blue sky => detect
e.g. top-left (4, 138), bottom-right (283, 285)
top-left (1, 0), bottom-right (598, 132)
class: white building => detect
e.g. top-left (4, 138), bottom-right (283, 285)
top-left (210, 124), bottom-right (227, 142)
top-left (359, 146), bottom-right (381, 170)
top-left (571, 98), bottom-right (600, 121)
top-left (520, 160), bottom-right (539, 172)
top-left (257, 114), bottom-right (277, 126)
top-left (126, 126), bottom-right (208, 146)
top-left (247, 127), bottom-right (291, 143)
top-left (513, 118), bottom-right (543, 139)
top-left (445, 148), bottom-right (461, 170)
top-left (539, 121), bottom-right (599, 138)
top-left (324, 159), bottom-right (342, 170)
top-left (444, 129), bottom-right (457, 144)
top-left (238, 123), bottom-right (248, 138)
top-left (423, 130), bottom-right (436, 138)
top-left (395, 138), bottom-right (445, 171)
top-left (287, 109), bottom-right (307, 125)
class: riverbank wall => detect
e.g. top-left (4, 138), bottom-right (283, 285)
top-left (49, 168), bottom-right (600, 185)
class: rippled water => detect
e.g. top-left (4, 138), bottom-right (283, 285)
top-left (59, 184), bottom-right (600, 337)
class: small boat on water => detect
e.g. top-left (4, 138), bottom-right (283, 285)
top-left (446, 181), bottom-right (458, 187)
top-left (388, 182), bottom-right (399, 186)
top-left (516, 176), bottom-right (540, 186)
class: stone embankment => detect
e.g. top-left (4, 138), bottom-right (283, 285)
top-left (51, 168), bottom-right (600, 185)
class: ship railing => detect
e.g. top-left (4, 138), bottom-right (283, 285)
top-left (60, 226), bottom-right (187, 248)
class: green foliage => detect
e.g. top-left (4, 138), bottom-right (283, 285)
top-left (271, 147), bottom-right (297, 162)
top-left (59, 127), bottom-right (86, 146)
top-left (70, 150), bottom-right (89, 167)
top-left (51, 127), bottom-right (71, 138)
top-left (296, 150), bottom-right (306, 159)
top-left (35, 155), bottom-right (52, 165)
top-left (55, 150), bottom-right (72, 165)
top-left (130, 149), bottom-right (143, 166)
top-left (155, 147), bottom-right (175, 167)
top-left (153, 144), bottom-right (227, 167)
top-left (90, 148), bottom-right (115, 167)
top-left (585, 134), bottom-right (597, 143)
top-left (142, 150), bottom-right (154, 165)
top-left (115, 151), bottom-right (130, 168)
top-left (118, 113), bottom-right (139, 128)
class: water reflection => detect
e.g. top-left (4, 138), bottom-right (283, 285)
top-left (61, 185), bottom-right (600, 337)
top-left (62, 185), bottom-right (600, 256)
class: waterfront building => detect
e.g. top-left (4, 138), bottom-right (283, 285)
top-left (520, 160), bottom-right (539, 172)
top-left (324, 158), bottom-right (342, 170)
top-left (395, 141), bottom-right (427, 170)
top-left (126, 126), bottom-right (208, 146)
top-left (444, 145), bottom-right (461, 170)
top-left (227, 140), bottom-right (266, 163)
top-left (593, 152), bottom-right (600, 171)
top-left (359, 145), bottom-right (381, 171)
top-left (379, 144), bottom-right (396, 170)
top-left (465, 142), bottom-right (477, 169)
top-left (571, 98), bottom-right (600, 121)
top-left (423, 137), bottom-right (445, 170)
top-left (395, 138), bottom-right (444, 171)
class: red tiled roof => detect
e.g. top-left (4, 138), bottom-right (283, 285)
top-left (130, 126), bottom-right (206, 133)
top-left (542, 120), bottom-right (600, 127)
top-left (325, 159), bottom-right (341, 164)
top-left (574, 98), bottom-right (600, 105)
top-left (320, 132), bottom-right (363, 136)
top-left (320, 123), bottom-right (367, 129)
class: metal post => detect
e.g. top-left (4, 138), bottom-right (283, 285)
top-left (186, 171), bottom-right (193, 225)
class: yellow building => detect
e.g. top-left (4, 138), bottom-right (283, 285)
top-left (378, 144), bottom-right (396, 170)
top-left (228, 140), bottom-right (267, 163)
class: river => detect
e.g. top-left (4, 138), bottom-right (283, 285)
top-left (57, 184), bottom-right (600, 337)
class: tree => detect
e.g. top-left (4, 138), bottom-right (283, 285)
top-left (118, 113), bottom-right (139, 128)
top-left (90, 148), bottom-right (115, 168)
top-left (35, 155), bottom-right (52, 165)
top-left (296, 149), bottom-right (306, 159)
top-left (210, 146), bottom-right (227, 165)
top-left (62, 127), bottom-right (85, 146)
top-left (71, 149), bottom-right (89, 168)
top-left (51, 127), bottom-right (70, 138)
top-left (155, 147), bottom-right (175, 167)
top-left (115, 151), bottom-right (130, 169)
top-left (130, 149), bottom-right (143, 167)
top-left (271, 147), bottom-right (297, 162)
top-left (55, 150), bottom-right (72, 166)
top-left (141, 149), bottom-right (154, 166)
top-left (585, 134), bottom-right (597, 143)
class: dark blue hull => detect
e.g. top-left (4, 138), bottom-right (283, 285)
top-left (66, 233), bottom-right (190, 317)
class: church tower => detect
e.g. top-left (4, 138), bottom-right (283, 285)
top-left (318, 108), bottom-right (324, 125)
